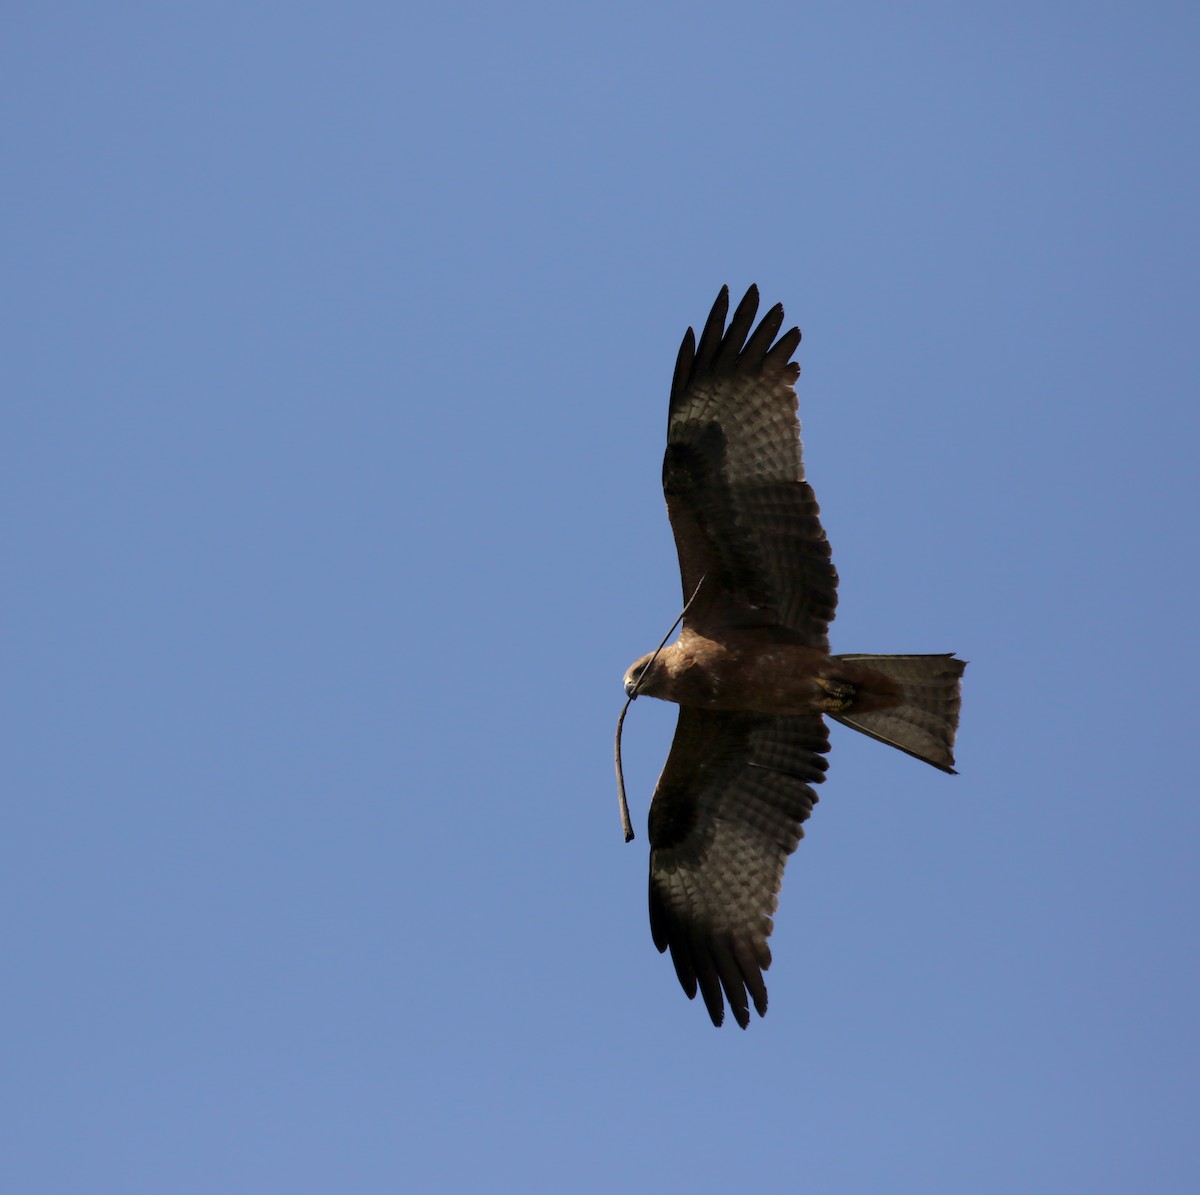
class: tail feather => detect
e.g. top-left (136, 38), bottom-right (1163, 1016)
top-left (831, 654), bottom-right (965, 773)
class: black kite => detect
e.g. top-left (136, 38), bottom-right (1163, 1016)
top-left (623, 285), bottom-right (965, 1028)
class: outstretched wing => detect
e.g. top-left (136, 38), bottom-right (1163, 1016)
top-left (665, 285), bottom-right (837, 647)
top-left (647, 708), bottom-right (829, 1028)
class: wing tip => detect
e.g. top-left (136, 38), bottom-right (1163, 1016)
top-left (670, 325), bottom-right (697, 409)
top-left (672, 285), bottom-right (802, 408)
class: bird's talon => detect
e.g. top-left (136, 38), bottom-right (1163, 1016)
top-left (818, 678), bottom-right (855, 712)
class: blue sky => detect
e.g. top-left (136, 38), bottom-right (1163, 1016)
top-left (4, 3), bottom-right (1198, 1191)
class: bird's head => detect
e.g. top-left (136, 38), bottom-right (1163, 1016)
top-left (623, 652), bottom-right (663, 699)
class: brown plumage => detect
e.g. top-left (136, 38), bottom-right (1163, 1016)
top-left (624, 285), bottom-right (965, 1029)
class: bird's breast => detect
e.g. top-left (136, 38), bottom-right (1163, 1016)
top-left (671, 633), bottom-right (836, 715)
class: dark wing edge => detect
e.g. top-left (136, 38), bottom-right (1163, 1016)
top-left (669, 284), bottom-right (801, 420)
top-left (663, 285), bottom-right (837, 645)
top-left (647, 709), bottom-right (829, 1028)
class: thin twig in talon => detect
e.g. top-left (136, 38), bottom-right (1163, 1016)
top-left (613, 576), bottom-right (705, 843)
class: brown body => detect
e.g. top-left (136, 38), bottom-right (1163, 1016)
top-left (624, 285), bottom-right (965, 1029)
top-left (627, 628), bottom-right (901, 717)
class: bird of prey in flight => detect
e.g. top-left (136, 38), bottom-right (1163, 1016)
top-left (622, 285), bottom-right (965, 1028)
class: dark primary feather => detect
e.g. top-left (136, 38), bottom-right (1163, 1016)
top-left (648, 709), bottom-right (829, 1028)
top-left (665, 285), bottom-right (837, 648)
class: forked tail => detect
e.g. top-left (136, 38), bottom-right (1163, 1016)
top-left (831, 654), bottom-right (966, 773)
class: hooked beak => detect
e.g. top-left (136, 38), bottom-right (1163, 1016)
top-left (624, 675), bottom-right (638, 699)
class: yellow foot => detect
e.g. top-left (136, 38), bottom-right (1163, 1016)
top-left (816, 677), bottom-right (855, 713)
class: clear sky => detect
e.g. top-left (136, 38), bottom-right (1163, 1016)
top-left (5, 3), bottom-right (1198, 1192)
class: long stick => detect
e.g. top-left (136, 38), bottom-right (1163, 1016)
top-left (614, 576), bottom-right (705, 843)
